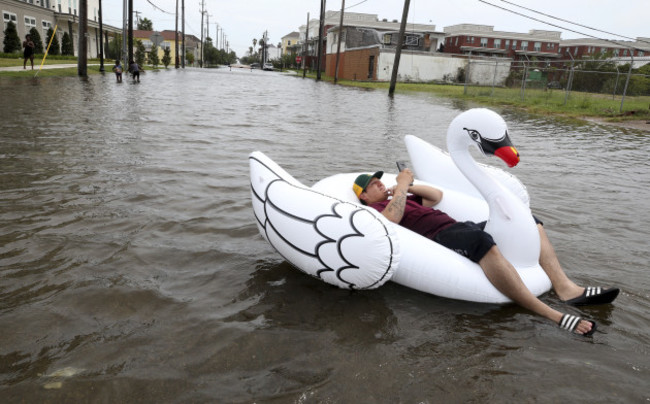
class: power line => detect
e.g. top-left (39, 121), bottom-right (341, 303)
top-left (477, 0), bottom-right (648, 51)
top-left (145, 0), bottom-right (173, 15)
top-left (497, 0), bottom-right (650, 46)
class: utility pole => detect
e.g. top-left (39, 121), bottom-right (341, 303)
top-left (181, 0), bottom-right (185, 67)
top-left (128, 0), bottom-right (133, 65)
top-left (389, 0), bottom-right (410, 96)
top-left (121, 0), bottom-right (127, 65)
top-left (98, 0), bottom-right (104, 72)
top-left (334, 0), bottom-right (345, 84)
top-left (199, 0), bottom-right (205, 67)
top-left (175, 0), bottom-right (179, 68)
top-left (78, 0), bottom-right (87, 76)
top-left (316, 0), bottom-right (325, 80)
top-left (302, 12), bottom-right (309, 78)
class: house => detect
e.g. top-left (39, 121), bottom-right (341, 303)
top-left (1, 0), bottom-right (120, 57)
top-left (281, 31), bottom-right (299, 56)
top-left (132, 29), bottom-right (200, 66)
top-left (442, 24), bottom-right (562, 62)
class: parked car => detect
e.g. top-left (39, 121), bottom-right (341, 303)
top-left (263, 63), bottom-right (274, 71)
top-left (250, 63), bottom-right (260, 69)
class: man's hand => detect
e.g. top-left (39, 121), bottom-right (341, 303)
top-left (396, 168), bottom-right (414, 186)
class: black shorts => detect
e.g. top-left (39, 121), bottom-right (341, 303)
top-left (433, 216), bottom-right (543, 263)
top-left (433, 221), bottom-right (495, 263)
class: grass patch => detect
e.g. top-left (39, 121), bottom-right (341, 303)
top-left (298, 73), bottom-right (650, 121)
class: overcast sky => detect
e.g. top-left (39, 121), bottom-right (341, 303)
top-left (101, 0), bottom-right (649, 58)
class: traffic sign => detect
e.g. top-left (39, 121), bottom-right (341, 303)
top-left (150, 32), bottom-right (164, 46)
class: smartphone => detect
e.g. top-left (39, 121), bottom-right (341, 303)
top-left (396, 161), bottom-right (408, 172)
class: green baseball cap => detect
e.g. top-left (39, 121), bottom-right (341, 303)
top-left (353, 171), bottom-right (384, 200)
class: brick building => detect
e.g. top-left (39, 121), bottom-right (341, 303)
top-left (442, 24), bottom-right (562, 62)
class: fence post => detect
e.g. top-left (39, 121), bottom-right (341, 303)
top-left (520, 61), bottom-right (528, 101)
top-left (620, 55), bottom-right (633, 113)
top-left (613, 66), bottom-right (620, 99)
top-left (464, 52), bottom-right (471, 95)
top-left (491, 57), bottom-right (498, 97)
top-left (564, 54), bottom-right (575, 105)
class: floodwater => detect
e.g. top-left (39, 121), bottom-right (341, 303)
top-left (1, 68), bottom-right (649, 403)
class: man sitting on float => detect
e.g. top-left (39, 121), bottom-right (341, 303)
top-left (353, 168), bottom-right (619, 336)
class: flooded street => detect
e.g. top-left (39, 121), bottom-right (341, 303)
top-left (1, 68), bottom-right (649, 402)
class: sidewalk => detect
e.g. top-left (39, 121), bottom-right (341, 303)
top-left (0, 63), bottom-right (100, 71)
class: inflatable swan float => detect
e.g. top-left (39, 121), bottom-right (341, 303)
top-left (249, 108), bottom-right (552, 303)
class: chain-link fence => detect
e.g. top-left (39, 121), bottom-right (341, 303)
top-left (461, 56), bottom-right (650, 113)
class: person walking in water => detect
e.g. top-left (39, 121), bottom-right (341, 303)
top-left (112, 60), bottom-right (123, 83)
top-left (129, 60), bottom-right (140, 82)
top-left (23, 34), bottom-right (35, 70)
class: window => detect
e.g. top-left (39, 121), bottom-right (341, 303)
top-left (505, 39), bottom-right (510, 48)
top-left (383, 33), bottom-right (392, 45)
top-left (287, 40), bottom-right (291, 46)
top-left (512, 40), bottom-right (517, 49)
top-left (480, 38), bottom-right (488, 47)
top-left (639, 51), bottom-right (645, 57)
top-left (404, 35), bottom-right (419, 46)
top-left (455, 37), bottom-right (458, 46)
top-left (25, 16), bottom-right (36, 29)
top-left (614, 49), bottom-right (620, 56)
top-left (3, 11), bottom-right (18, 23)
top-left (534, 42), bottom-right (541, 51)
top-left (521, 41), bottom-right (528, 50)
top-left (494, 39), bottom-right (501, 48)
top-left (42, 20), bottom-right (52, 31)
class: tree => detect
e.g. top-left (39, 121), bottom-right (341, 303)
top-left (148, 43), bottom-right (160, 67)
top-left (61, 31), bottom-right (74, 55)
top-left (138, 17), bottom-right (153, 31)
top-left (106, 34), bottom-right (122, 59)
top-left (28, 27), bottom-right (44, 54)
top-left (45, 27), bottom-right (60, 55)
top-left (3, 21), bottom-right (21, 53)
top-left (162, 47), bottom-right (171, 67)
top-left (134, 39), bottom-right (146, 67)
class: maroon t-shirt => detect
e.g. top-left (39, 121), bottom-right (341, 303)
top-left (369, 195), bottom-right (456, 239)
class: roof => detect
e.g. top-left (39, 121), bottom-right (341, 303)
top-left (282, 32), bottom-right (300, 39)
top-left (132, 30), bottom-right (199, 42)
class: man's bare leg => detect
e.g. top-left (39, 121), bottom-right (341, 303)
top-left (479, 246), bottom-right (593, 335)
top-left (537, 224), bottom-right (585, 301)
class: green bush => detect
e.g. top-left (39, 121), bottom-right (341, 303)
top-left (3, 21), bottom-right (21, 53)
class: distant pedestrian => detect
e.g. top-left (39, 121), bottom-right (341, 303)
top-left (23, 34), bottom-right (35, 70)
top-left (112, 60), bottom-right (123, 83)
top-left (129, 60), bottom-right (140, 82)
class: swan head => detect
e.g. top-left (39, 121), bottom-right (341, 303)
top-left (447, 108), bottom-right (520, 168)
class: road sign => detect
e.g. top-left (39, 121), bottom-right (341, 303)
top-left (296, 56), bottom-right (302, 63)
top-left (150, 32), bottom-right (164, 46)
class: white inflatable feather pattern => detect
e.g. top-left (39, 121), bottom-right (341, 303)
top-left (250, 152), bottom-right (399, 290)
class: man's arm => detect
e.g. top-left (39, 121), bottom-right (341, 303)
top-left (407, 184), bottom-right (443, 207)
top-left (381, 169), bottom-right (413, 223)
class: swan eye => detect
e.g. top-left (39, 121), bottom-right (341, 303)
top-left (463, 128), bottom-right (481, 142)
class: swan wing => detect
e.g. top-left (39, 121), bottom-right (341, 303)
top-left (249, 152), bottom-right (398, 289)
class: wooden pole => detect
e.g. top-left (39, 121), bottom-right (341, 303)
top-left (316, 0), bottom-right (326, 81)
top-left (302, 12), bottom-right (309, 78)
top-left (78, 0), bottom-right (88, 76)
top-left (334, 0), bottom-right (345, 84)
top-left (389, 0), bottom-right (410, 95)
top-left (98, 0), bottom-right (104, 72)
top-left (175, 0), bottom-right (179, 68)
